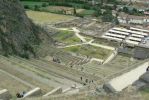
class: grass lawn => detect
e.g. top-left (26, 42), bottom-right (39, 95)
top-left (26, 10), bottom-right (75, 24)
top-left (140, 88), bottom-right (149, 100)
top-left (52, 30), bottom-right (81, 44)
top-left (63, 45), bottom-right (112, 60)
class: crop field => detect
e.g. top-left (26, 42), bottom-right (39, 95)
top-left (52, 30), bottom-right (81, 45)
top-left (63, 45), bottom-right (112, 60)
top-left (26, 11), bottom-right (75, 24)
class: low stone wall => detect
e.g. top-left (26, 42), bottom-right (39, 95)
top-left (43, 87), bottom-right (62, 97)
top-left (104, 61), bottom-right (149, 92)
top-left (23, 87), bottom-right (41, 98)
top-left (0, 89), bottom-right (11, 100)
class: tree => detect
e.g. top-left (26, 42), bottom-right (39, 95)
top-left (123, 6), bottom-right (129, 13)
top-left (102, 10), bottom-right (114, 22)
top-left (131, 8), bottom-right (138, 15)
top-left (42, 3), bottom-right (47, 7)
top-left (93, 7), bottom-right (102, 17)
top-left (24, 5), bottom-right (30, 9)
top-left (73, 7), bottom-right (77, 15)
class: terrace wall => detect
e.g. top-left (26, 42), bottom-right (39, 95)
top-left (104, 61), bottom-right (149, 92)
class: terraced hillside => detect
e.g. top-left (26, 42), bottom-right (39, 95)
top-left (0, 55), bottom-right (101, 97)
top-left (75, 54), bottom-right (145, 82)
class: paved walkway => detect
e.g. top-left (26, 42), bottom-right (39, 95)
top-left (89, 43), bottom-right (115, 50)
top-left (72, 27), bottom-right (87, 42)
top-left (103, 50), bottom-right (117, 64)
top-left (57, 43), bottom-right (88, 48)
top-left (90, 58), bottom-right (104, 63)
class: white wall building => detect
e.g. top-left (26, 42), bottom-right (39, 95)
top-left (118, 13), bottom-right (149, 25)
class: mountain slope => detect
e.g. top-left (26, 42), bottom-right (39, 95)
top-left (0, 0), bottom-right (51, 57)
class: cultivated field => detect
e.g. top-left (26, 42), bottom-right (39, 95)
top-left (26, 10), bottom-right (75, 24)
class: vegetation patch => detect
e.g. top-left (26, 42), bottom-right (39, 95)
top-left (21, 1), bottom-right (48, 9)
top-left (78, 9), bottom-right (95, 16)
top-left (26, 10), bottom-right (75, 24)
top-left (140, 88), bottom-right (149, 100)
top-left (94, 38), bottom-right (119, 47)
top-left (63, 45), bottom-right (112, 60)
top-left (52, 30), bottom-right (81, 45)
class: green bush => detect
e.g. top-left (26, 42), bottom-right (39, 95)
top-left (24, 5), bottom-right (30, 9)
top-left (34, 5), bottom-right (40, 11)
top-left (42, 3), bottom-right (47, 7)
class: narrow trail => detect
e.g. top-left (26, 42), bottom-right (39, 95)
top-left (58, 27), bottom-right (115, 50)
top-left (72, 27), bottom-right (87, 42)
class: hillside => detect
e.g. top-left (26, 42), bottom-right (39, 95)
top-left (0, 0), bottom-right (52, 57)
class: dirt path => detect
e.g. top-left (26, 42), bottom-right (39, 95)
top-left (89, 42), bottom-right (115, 50)
top-left (72, 27), bottom-right (87, 42)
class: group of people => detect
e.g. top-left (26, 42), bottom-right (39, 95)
top-left (16, 91), bottom-right (26, 98)
top-left (80, 77), bottom-right (94, 86)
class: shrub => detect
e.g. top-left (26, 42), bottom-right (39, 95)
top-left (34, 5), bottom-right (40, 11)
top-left (42, 3), bottom-right (47, 7)
top-left (24, 5), bottom-right (30, 9)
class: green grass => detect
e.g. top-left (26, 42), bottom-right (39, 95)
top-left (21, 1), bottom-right (95, 17)
top-left (26, 10), bottom-right (75, 24)
top-left (21, 1), bottom-right (48, 8)
top-left (52, 30), bottom-right (81, 44)
top-left (140, 88), bottom-right (149, 100)
top-left (63, 45), bottom-right (112, 60)
top-left (79, 9), bottom-right (95, 16)
top-left (21, 1), bottom-right (85, 8)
